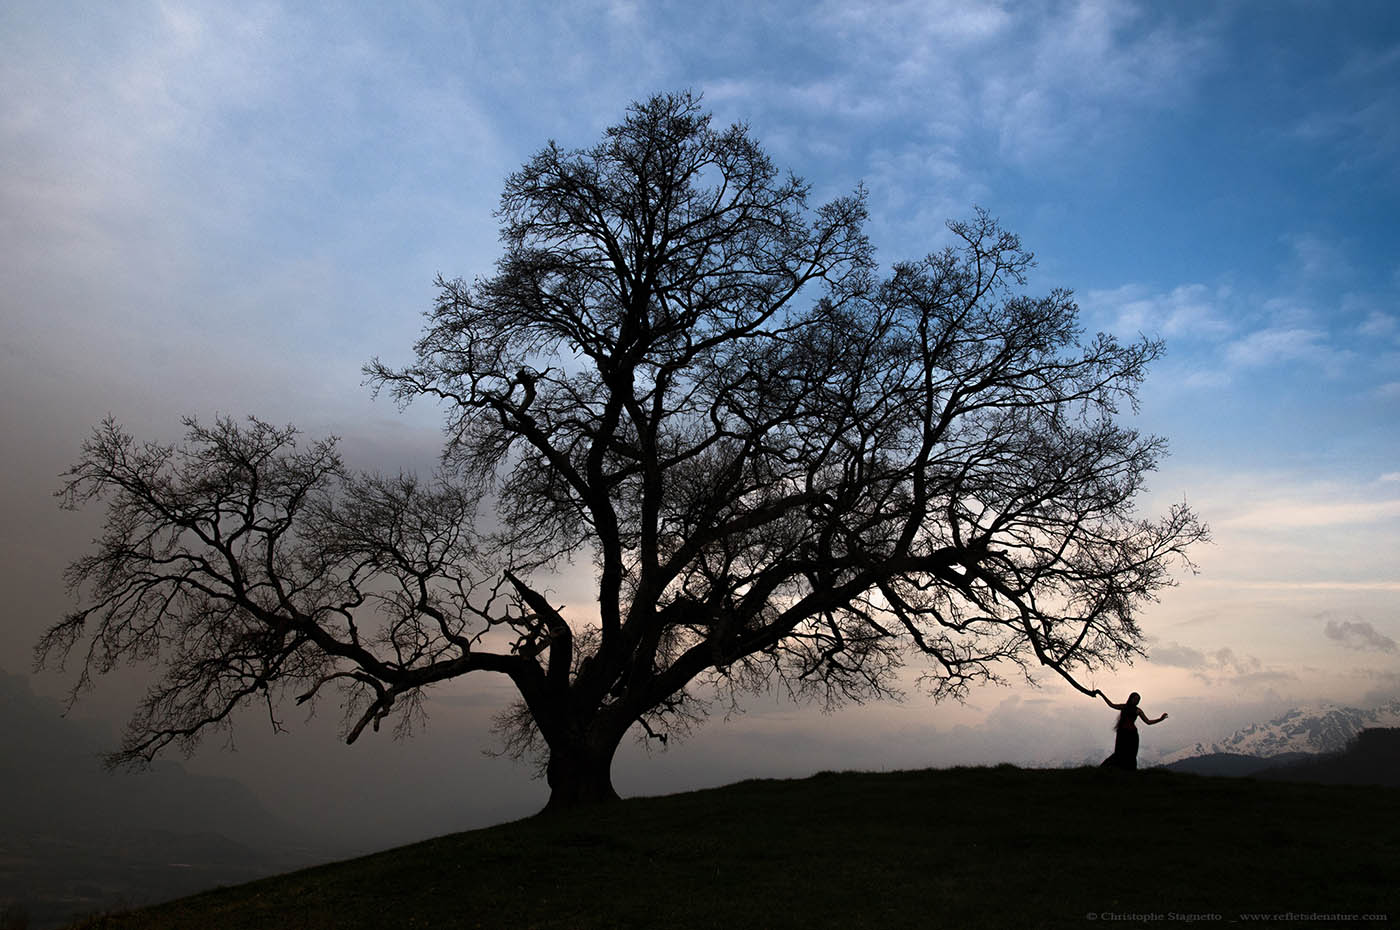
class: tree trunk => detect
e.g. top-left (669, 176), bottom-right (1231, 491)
top-left (542, 731), bottom-right (622, 811)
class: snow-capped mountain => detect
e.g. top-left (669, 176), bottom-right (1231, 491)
top-left (1162, 699), bottom-right (1400, 764)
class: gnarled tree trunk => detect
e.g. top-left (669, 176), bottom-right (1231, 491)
top-left (542, 729), bottom-right (624, 811)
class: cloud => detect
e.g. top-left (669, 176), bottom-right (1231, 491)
top-left (1202, 648), bottom-right (1297, 689)
top-left (1080, 259), bottom-right (1397, 401)
top-left (759, 0), bottom-right (1220, 166)
top-left (1283, 233), bottom-right (1353, 281)
top-left (1358, 311), bottom-right (1399, 340)
top-left (1082, 282), bottom-right (1233, 341)
top-left (978, 1), bottom-right (1217, 161)
top-left (1210, 647), bottom-right (1257, 675)
top-left (1081, 279), bottom-right (1392, 391)
top-left (1200, 580), bottom-right (1400, 593)
top-left (1222, 326), bottom-right (1352, 372)
top-left (1217, 497), bottom-right (1400, 530)
top-left (1182, 473), bottom-right (1400, 612)
top-left (1291, 41), bottom-right (1400, 174)
top-left (821, 0), bottom-right (1013, 46)
top-left (1324, 619), bottom-right (1398, 654)
top-left (680, 4), bottom-right (1227, 259)
top-left (1149, 642), bottom-right (1208, 669)
top-left (1149, 641), bottom-right (1292, 688)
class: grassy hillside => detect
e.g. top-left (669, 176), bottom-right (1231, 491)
top-left (66, 766), bottom-right (1397, 929)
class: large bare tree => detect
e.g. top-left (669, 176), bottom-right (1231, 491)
top-left (40, 92), bottom-right (1205, 809)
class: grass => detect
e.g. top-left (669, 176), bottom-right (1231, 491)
top-left (68, 766), bottom-right (1398, 929)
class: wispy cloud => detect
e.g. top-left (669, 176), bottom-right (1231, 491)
top-left (1221, 325), bottom-right (1353, 373)
top-left (820, 0), bottom-right (1013, 46)
top-left (1, 3), bottom-right (511, 407)
top-left (976, 1), bottom-right (1218, 161)
top-left (1174, 471), bottom-right (1400, 606)
top-left (1150, 642), bottom-right (1209, 669)
top-left (1357, 311), bottom-right (1398, 340)
top-left (1082, 283), bottom-right (1233, 341)
top-left (1292, 40), bottom-right (1400, 173)
top-left (1283, 232), bottom-right (1353, 281)
top-left (1081, 276), bottom-right (1395, 393)
top-left (1197, 580), bottom-right (1400, 593)
top-left (1218, 497), bottom-right (1400, 531)
top-left (743, 0), bottom-right (1220, 167)
top-left (1150, 641), bottom-right (1294, 688)
top-left (1324, 618), bottom-right (1398, 654)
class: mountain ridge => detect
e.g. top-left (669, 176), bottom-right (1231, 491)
top-left (1161, 698), bottom-right (1400, 764)
top-left (0, 669), bottom-right (336, 930)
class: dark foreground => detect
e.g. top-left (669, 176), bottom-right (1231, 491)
top-left (67, 766), bottom-right (1397, 929)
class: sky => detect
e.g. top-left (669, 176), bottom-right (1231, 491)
top-left (2, 0), bottom-right (1399, 850)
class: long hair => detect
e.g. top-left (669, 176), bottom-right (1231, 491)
top-left (1115, 692), bottom-right (1142, 730)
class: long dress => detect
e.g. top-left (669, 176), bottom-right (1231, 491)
top-left (1101, 717), bottom-right (1139, 770)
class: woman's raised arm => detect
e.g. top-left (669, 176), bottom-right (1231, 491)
top-left (1096, 690), bottom-right (1126, 711)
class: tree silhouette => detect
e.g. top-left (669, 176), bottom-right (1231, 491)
top-left (39, 92), bottom-right (1206, 809)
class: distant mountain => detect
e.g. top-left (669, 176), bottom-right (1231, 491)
top-left (0, 669), bottom-right (331, 929)
top-left (1168, 728), bottom-right (1400, 787)
top-left (1161, 699), bottom-right (1400, 765)
top-left (1253, 728), bottom-right (1400, 788)
top-left (0, 670), bottom-right (294, 848)
top-left (1162, 751), bottom-right (1313, 778)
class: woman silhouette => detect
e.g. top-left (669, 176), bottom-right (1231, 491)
top-left (1096, 691), bottom-right (1167, 770)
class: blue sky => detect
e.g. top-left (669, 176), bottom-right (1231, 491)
top-left (3, 1), bottom-right (1398, 842)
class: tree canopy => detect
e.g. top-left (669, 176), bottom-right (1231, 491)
top-left (40, 91), bottom-right (1206, 808)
